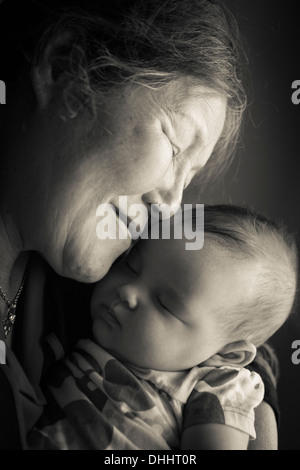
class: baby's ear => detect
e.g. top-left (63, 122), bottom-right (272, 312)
top-left (202, 341), bottom-right (257, 368)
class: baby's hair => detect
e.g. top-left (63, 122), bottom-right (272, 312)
top-left (199, 205), bottom-right (299, 346)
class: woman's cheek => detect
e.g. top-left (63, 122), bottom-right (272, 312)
top-left (111, 132), bottom-right (172, 195)
top-left (61, 209), bottom-right (131, 282)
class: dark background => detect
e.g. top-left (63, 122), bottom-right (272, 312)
top-left (201, 1), bottom-right (300, 450)
top-left (1, 0), bottom-right (299, 451)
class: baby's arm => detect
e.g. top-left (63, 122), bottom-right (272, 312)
top-left (181, 367), bottom-right (265, 451)
top-left (180, 423), bottom-right (249, 450)
top-left (247, 401), bottom-right (278, 450)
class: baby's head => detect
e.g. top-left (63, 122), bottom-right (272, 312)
top-left (201, 205), bottom-right (298, 345)
top-left (90, 204), bottom-right (298, 371)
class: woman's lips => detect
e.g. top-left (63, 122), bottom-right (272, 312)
top-left (115, 205), bottom-right (149, 240)
top-left (116, 209), bottom-right (131, 239)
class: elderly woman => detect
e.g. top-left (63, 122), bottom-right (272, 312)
top-left (0, 0), bottom-right (277, 449)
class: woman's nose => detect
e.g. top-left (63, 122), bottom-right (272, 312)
top-left (142, 173), bottom-right (185, 210)
top-left (117, 284), bottom-right (138, 310)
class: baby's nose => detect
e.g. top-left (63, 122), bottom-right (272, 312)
top-left (118, 284), bottom-right (138, 310)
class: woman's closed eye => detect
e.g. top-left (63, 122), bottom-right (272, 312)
top-left (172, 143), bottom-right (180, 158)
top-left (164, 133), bottom-right (180, 159)
top-left (162, 123), bottom-right (180, 158)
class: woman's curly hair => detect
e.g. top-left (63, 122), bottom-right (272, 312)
top-left (1, 0), bottom-right (248, 187)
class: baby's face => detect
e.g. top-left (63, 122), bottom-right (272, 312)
top-left (90, 236), bottom-right (259, 371)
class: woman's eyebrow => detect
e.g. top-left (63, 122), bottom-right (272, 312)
top-left (172, 110), bottom-right (203, 145)
top-left (174, 110), bottom-right (196, 126)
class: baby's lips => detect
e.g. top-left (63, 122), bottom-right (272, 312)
top-left (108, 302), bottom-right (124, 325)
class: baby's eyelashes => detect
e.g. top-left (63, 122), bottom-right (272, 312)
top-left (125, 247), bottom-right (142, 274)
top-left (126, 259), bottom-right (139, 274)
top-left (156, 296), bottom-right (170, 313)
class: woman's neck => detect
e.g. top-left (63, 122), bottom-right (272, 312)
top-left (0, 208), bottom-right (28, 305)
top-left (0, 83), bottom-right (32, 303)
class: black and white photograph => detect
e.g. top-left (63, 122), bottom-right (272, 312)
top-left (0, 0), bottom-right (299, 453)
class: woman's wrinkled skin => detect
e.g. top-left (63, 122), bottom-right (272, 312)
top-left (1, 79), bottom-right (226, 283)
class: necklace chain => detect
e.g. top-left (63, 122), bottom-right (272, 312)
top-left (0, 272), bottom-right (27, 338)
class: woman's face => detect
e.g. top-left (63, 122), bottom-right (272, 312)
top-left (20, 80), bottom-right (226, 282)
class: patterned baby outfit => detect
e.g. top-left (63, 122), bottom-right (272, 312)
top-left (28, 338), bottom-right (264, 450)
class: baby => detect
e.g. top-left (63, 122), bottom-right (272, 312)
top-left (28, 204), bottom-right (298, 450)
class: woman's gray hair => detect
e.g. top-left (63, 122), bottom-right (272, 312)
top-left (3, 0), bottom-right (248, 185)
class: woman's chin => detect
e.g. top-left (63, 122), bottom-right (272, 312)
top-left (60, 236), bottom-right (132, 283)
